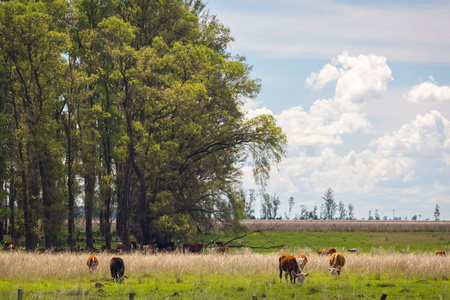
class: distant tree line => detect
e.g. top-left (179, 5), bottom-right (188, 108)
top-left (0, 0), bottom-right (286, 250)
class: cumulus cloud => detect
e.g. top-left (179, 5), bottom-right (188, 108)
top-left (307, 52), bottom-right (393, 105)
top-left (407, 77), bottom-right (450, 103)
top-left (370, 110), bottom-right (450, 159)
top-left (242, 53), bottom-right (449, 219)
top-left (305, 63), bottom-right (339, 90)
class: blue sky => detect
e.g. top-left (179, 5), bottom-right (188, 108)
top-left (206, 0), bottom-right (450, 220)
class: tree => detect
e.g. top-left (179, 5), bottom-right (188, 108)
top-left (434, 204), bottom-right (440, 220)
top-left (288, 197), bottom-right (295, 219)
top-left (322, 188), bottom-right (337, 220)
top-left (347, 203), bottom-right (354, 220)
top-left (338, 201), bottom-right (346, 220)
top-left (299, 205), bottom-right (308, 220)
top-left (245, 189), bottom-right (256, 219)
top-left (374, 209), bottom-right (380, 220)
top-left (0, 0), bottom-right (287, 248)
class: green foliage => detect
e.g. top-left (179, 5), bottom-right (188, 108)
top-left (0, 0), bottom-right (286, 249)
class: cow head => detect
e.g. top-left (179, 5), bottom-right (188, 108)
top-left (329, 268), bottom-right (340, 277)
top-left (295, 272), bottom-right (309, 284)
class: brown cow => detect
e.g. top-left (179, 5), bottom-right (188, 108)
top-left (87, 255), bottom-right (99, 273)
top-left (116, 243), bottom-right (127, 251)
top-left (328, 247), bottom-right (337, 255)
top-left (317, 249), bottom-right (328, 256)
top-left (183, 242), bottom-right (204, 253)
top-left (329, 252), bottom-right (346, 277)
top-left (101, 244), bottom-right (109, 252)
top-left (279, 254), bottom-right (308, 284)
top-left (3, 241), bottom-right (14, 250)
top-left (216, 246), bottom-right (230, 254)
top-left (436, 250), bottom-right (447, 256)
top-left (142, 244), bottom-right (157, 254)
top-left (296, 254), bottom-right (308, 272)
top-left (110, 257), bottom-right (128, 283)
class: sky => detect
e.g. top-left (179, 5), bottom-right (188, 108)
top-left (205, 0), bottom-right (450, 220)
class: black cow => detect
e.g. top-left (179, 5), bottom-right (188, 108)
top-left (156, 242), bottom-right (175, 252)
top-left (110, 257), bottom-right (127, 283)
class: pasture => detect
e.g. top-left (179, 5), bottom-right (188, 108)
top-left (0, 248), bottom-right (449, 299)
top-left (2, 221), bottom-right (449, 299)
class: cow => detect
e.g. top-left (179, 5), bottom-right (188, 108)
top-left (216, 246), bottom-right (230, 254)
top-left (101, 244), bottom-right (109, 252)
top-left (142, 244), bottom-right (157, 254)
top-left (87, 255), bottom-right (99, 273)
top-left (156, 242), bottom-right (175, 252)
top-left (329, 252), bottom-right (346, 277)
top-left (130, 240), bottom-right (137, 250)
top-left (183, 242), bottom-right (204, 254)
top-left (328, 247), bottom-right (337, 255)
top-left (317, 249), bottom-right (328, 256)
top-left (3, 240), bottom-right (14, 251)
top-left (116, 243), bottom-right (127, 251)
top-left (296, 254), bottom-right (308, 272)
top-left (279, 254), bottom-right (309, 284)
top-left (110, 257), bottom-right (128, 283)
top-left (436, 250), bottom-right (447, 256)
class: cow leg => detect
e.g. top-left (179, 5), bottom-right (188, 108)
top-left (279, 267), bottom-right (283, 283)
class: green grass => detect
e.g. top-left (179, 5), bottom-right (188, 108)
top-left (200, 231), bottom-right (450, 254)
top-left (0, 271), bottom-right (448, 299)
top-left (1, 229), bottom-right (449, 299)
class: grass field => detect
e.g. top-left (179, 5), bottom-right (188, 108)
top-left (1, 226), bottom-right (449, 299)
top-left (0, 250), bottom-right (448, 299)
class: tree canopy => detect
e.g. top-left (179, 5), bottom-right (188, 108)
top-left (0, 0), bottom-right (286, 250)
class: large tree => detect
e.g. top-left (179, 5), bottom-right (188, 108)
top-left (0, 0), bottom-right (286, 249)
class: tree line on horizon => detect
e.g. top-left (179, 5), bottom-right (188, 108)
top-left (243, 188), bottom-right (443, 221)
top-left (0, 0), bottom-right (286, 251)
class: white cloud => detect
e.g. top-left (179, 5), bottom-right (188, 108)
top-left (370, 110), bottom-right (450, 159)
top-left (242, 52), bottom-right (450, 219)
top-left (333, 52), bottom-right (393, 104)
top-left (407, 78), bottom-right (450, 103)
top-left (305, 63), bottom-right (339, 90)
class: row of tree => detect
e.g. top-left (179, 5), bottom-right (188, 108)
top-left (244, 188), bottom-right (355, 220)
top-left (0, 0), bottom-right (286, 250)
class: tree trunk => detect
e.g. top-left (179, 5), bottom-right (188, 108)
top-left (84, 173), bottom-right (95, 250)
top-left (9, 176), bottom-right (15, 241)
top-left (39, 159), bottom-right (56, 249)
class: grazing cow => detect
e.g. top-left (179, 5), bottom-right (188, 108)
top-left (156, 242), bottom-right (175, 252)
top-left (279, 254), bottom-right (309, 284)
top-left (296, 254), bottom-right (308, 271)
top-left (130, 240), bottom-right (137, 250)
top-left (116, 243), bottom-right (127, 251)
top-left (87, 255), bottom-right (99, 273)
top-left (329, 252), bottom-right (346, 277)
top-left (143, 244), bottom-right (157, 254)
top-left (436, 250), bottom-right (447, 256)
top-left (216, 246), bottom-right (230, 254)
top-left (110, 257), bottom-right (128, 283)
top-left (183, 242), bottom-right (204, 254)
top-left (101, 244), bottom-right (109, 252)
top-left (3, 240), bottom-right (14, 251)
top-left (317, 250), bottom-right (328, 256)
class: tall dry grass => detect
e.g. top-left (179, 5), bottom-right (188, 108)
top-left (1, 249), bottom-right (448, 280)
top-left (240, 220), bottom-right (450, 232)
